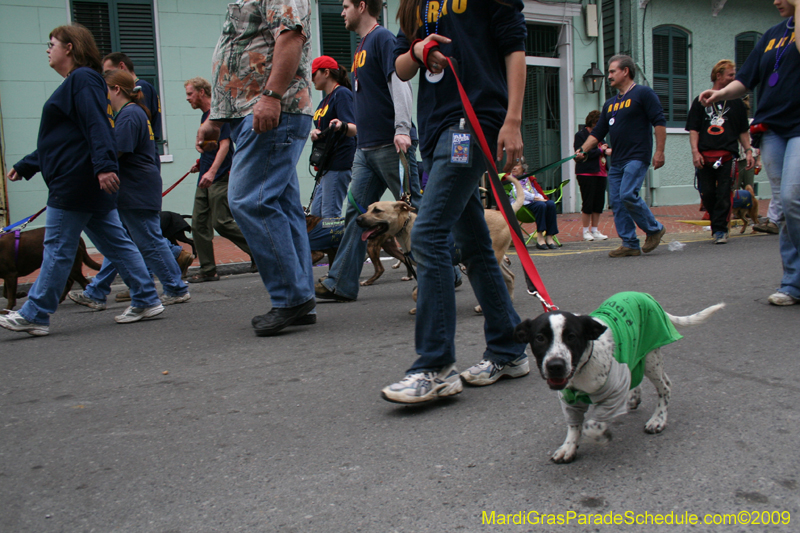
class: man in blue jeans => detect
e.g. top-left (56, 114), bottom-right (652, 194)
top-left (314, 0), bottom-right (420, 303)
top-left (197, 0), bottom-right (315, 336)
top-left (576, 55), bottom-right (667, 257)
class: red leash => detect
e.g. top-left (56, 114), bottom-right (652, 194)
top-left (162, 170), bottom-right (192, 197)
top-left (444, 56), bottom-right (556, 311)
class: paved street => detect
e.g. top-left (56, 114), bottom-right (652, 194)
top-left (1, 230), bottom-right (798, 532)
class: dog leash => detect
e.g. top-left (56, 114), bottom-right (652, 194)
top-left (162, 168), bottom-right (193, 197)
top-left (443, 56), bottom-right (556, 312)
top-left (0, 206), bottom-right (47, 236)
top-left (520, 154), bottom-right (577, 180)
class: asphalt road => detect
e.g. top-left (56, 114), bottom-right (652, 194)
top-left (1, 231), bottom-right (798, 533)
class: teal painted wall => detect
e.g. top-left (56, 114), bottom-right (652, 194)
top-left (634, 0), bottom-right (781, 205)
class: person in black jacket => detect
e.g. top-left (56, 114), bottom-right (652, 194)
top-left (574, 110), bottom-right (611, 241)
top-left (1, 24), bottom-right (163, 337)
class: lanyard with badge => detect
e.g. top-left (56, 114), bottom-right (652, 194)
top-left (423, 0), bottom-right (445, 84)
top-left (769, 16), bottom-right (794, 87)
top-left (353, 23), bottom-right (379, 91)
top-left (609, 82), bottom-right (635, 126)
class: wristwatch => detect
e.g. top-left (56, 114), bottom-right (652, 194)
top-left (262, 89), bottom-right (283, 100)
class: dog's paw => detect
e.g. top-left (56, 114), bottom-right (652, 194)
top-left (392, 261), bottom-right (402, 269)
top-left (409, 307), bottom-right (416, 315)
top-left (474, 305), bottom-right (483, 314)
top-left (359, 280), bottom-right (373, 287)
top-left (551, 444), bottom-right (578, 464)
top-left (583, 420), bottom-right (612, 444)
top-left (401, 276), bottom-right (413, 281)
top-left (644, 415), bottom-right (667, 434)
top-left (627, 386), bottom-right (642, 410)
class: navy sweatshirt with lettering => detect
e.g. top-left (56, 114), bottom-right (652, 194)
top-left (394, 0), bottom-right (527, 160)
top-left (14, 67), bottom-right (118, 214)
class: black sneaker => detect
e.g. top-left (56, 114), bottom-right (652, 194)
top-left (252, 298), bottom-right (316, 336)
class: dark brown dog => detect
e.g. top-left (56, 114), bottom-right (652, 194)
top-left (0, 227), bottom-right (101, 309)
top-left (731, 184), bottom-right (759, 234)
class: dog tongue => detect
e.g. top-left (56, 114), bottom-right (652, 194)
top-left (548, 377), bottom-right (568, 388)
top-left (361, 228), bottom-right (379, 241)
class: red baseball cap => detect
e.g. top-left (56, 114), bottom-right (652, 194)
top-left (312, 55), bottom-right (339, 74)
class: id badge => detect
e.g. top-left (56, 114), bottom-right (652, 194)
top-left (449, 126), bottom-right (472, 166)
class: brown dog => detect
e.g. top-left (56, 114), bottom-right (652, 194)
top-left (356, 175), bottom-right (525, 313)
top-left (0, 227), bottom-right (101, 309)
top-left (731, 185), bottom-right (759, 234)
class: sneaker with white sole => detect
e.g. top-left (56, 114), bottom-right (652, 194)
top-left (381, 364), bottom-right (463, 404)
top-left (591, 230), bottom-right (609, 240)
top-left (583, 231), bottom-right (594, 241)
top-left (115, 304), bottom-right (165, 324)
top-left (68, 290), bottom-right (106, 310)
top-left (0, 311), bottom-right (49, 336)
top-left (160, 292), bottom-right (191, 306)
top-left (768, 292), bottom-right (799, 306)
top-left (460, 355), bottom-right (530, 386)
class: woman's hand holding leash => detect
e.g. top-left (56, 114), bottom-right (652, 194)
top-left (412, 34), bottom-right (450, 74)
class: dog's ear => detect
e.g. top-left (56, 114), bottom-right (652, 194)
top-left (514, 320), bottom-right (532, 343)
top-left (397, 202), bottom-right (412, 212)
top-left (580, 316), bottom-right (607, 341)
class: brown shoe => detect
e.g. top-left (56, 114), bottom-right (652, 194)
top-left (187, 272), bottom-right (220, 283)
top-left (642, 226), bottom-right (666, 253)
top-left (753, 221), bottom-right (779, 234)
top-left (608, 246), bottom-right (642, 258)
top-left (177, 249), bottom-right (194, 278)
top-left (115, 289), bottom-right (131, 302)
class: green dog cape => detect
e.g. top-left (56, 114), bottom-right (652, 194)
top-left (560, 292), bottom-right (683, 423)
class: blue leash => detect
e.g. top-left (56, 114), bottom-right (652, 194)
top-left (0, 207), bottom-right (47, 235)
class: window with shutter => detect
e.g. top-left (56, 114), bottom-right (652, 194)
top-left (736, 32), bottom-right (761, 118)
top-left (318, 0), bottom-right (382, 71)
top-left (652, 26), bottom-right (690, 127)
top-left (71, 0), bottom-right (162, 145)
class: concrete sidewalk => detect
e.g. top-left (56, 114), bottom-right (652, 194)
top-left (6, 200), bottom-right (771, 288)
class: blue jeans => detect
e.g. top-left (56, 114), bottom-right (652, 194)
top-left (408, 133), bottom-right (525, 373)
top-left (20, 207), bottom-right (159, 325)
top-left (228, 113), bottom-right (314, 308)
top-left (607, 160), bottom-right (663, 249)
top-left (321, 143), bottom-right (419, 300)
top-left (760, 132), bottom-right (800, 298)
top-left (85, 208), bottom-right (188, 301)
top-left (527, 200), bottom-right (559, 235)
top-left (310, 169), bottom-right (351, 219)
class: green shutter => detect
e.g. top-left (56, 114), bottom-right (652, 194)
top-left (117, 2), bottom-right (157, 86)
top-left (653, 26), bottom-right (689, 127)
top-left (736, 32), bottom-right (761, 118)
top-left (72, 1), bottom-right (113, 56)
top-left (319, 0), bottom-right (355, 70)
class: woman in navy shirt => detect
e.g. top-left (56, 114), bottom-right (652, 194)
top-left (701, 0), bottom-right (800, 306)
top-left (309, 56), bottom-right (357, 218)
top-left (1, 24), bottom-right (162, 336)
top-left (70, 70), bottom-right (190, 310)
top-left (381, 0), bottom-right (529, 403)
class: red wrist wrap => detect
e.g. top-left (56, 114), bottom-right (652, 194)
top-left (409, 39), bottom-right (424, 66)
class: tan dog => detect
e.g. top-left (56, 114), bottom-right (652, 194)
top-left (356, 175), bottom-right (525, 314)
top-left (730, 185), bottom-right (759, 234)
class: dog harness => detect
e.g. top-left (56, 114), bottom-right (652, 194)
top-left (559, 292), bottom-right (683, 424)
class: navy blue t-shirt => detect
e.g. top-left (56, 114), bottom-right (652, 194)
top-left (736, 18), bottom-right (800, 138)
top-left (14, 67), bottom-right (118, 214)
top-left (394, 0), bottom-right (527, 161)
top-left (313, 86), bottom-right (357, 170)
top-left (199, 110), bottom-right (233, 183)
top-left (685, 97), bottom-right (749, 154)
top-left (591, 84), bottom-right (667, 166)
top-left (114, 103), bottom-right (162, 211)
top-left (353, 25), bottom-right (417, 149)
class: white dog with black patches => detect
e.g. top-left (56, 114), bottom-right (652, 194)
top-left (514, 292), bottom-right (724, 464)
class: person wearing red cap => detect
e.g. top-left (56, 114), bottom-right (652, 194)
top-left (309, 56), bottom-right (357, 218)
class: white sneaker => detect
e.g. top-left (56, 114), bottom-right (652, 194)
top-left (0, 311), bottom-right (49, 336)
top-left (768, 292), bottom-right (799, 306)
top-left (381, 364), bottom-right (463, 404)
top-left (460, 355), bottom-right (530, 386)
top-left (160, 292), bottom-right (191, 306)
top-left (115, 304), bottom-right (165, 323)
top-left (583, 231), bottom-right (594, 241)
top-left (591, 230), bottom-right (609, 240)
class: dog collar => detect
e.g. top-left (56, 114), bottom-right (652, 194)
top-left (398, 212), bottom-right (412, 236)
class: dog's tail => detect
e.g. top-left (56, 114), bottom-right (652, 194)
top-left (666, 303), bottom-right (725, 327)
top-left (78, 239), bottom-right (102, 271)
top-left (504, 175), bottom-right (526, 214)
